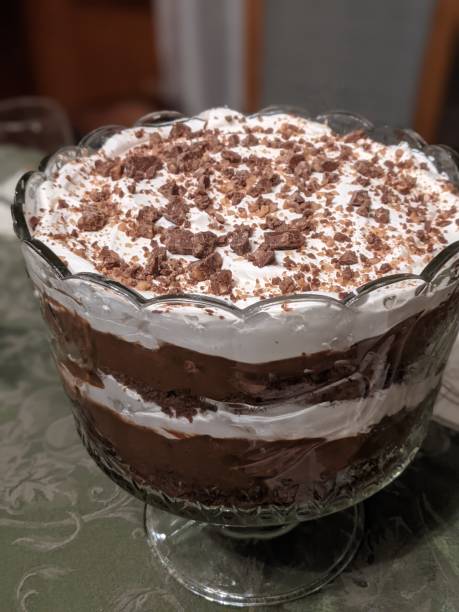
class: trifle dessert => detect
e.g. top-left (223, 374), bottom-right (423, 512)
top-left (14, 108), bottom-right (459, 525)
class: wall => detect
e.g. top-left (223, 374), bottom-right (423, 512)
top-left (261, 0), bottom-right (435, 127)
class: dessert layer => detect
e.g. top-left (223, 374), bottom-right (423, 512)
top-left (59, 363), bottom-right (439, 441)
top-left (29, 108), bottom-right (459, 305)
top-left (44, 292), bottom-right (457, 415)
top-left (71, 390), bottom-right (433, 510)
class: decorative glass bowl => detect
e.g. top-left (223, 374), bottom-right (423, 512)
top-left (12, 108), bottom-right (459, 606)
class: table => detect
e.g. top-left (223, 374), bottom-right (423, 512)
top-left (2, 235), bottom-right (459, 612)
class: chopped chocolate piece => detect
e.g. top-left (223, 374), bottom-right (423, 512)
top-left (163, 198), bottom-right (188, 226)
top-left (228, 134), bottom-right (240, 147)
top-left (229, 191), bottom-right (244, 206)
top-left (230, 226), bottom-right (251, 255)
top-left (93, 158), bottom-right (124, 180)
top-left (210, 269), bottom-right (233, 295)
top-left (194, 193), bottom-right (212, 210)
top-left (144, 245), bottom-right (168, 276)
top-left (164, 228), bottom-right (194, 255)
top-left (192, 231), bottom-right (218, 258)
top-left (250, 246), bottom-right (275, 267)
top-left (99, 247), bottom-right (122, 269)
top-left (349, 190), bottom-right (371, 208)
top-left (374, 207), bottom-right (390, 224)
top-left (124, 154), bottom-right (163, 181)
top-left (355, 160), bottom-right (384, 179)
top-left (321, 159), bottom-right (339, 172)
top-left (393, 175), bottom-right (416, 194)
top-left (338, 250), bottom-right (358, 265)
top-left (334, 232), bottom-right (351, 243)
top-left (159, 179), bottom-right (181, 198)
top-left (279, 276), bottom-right (295, 294)
top-left (57, 199), bottom-right (68, 209)
top-left (77, 208), bottom-right (108, 232)
top-left (366, 232), bottom-right (384, 251)
top-left (197, 173), bottom-right (211, 193)
top-left (262, 214), bottom-right (283, 230)
top-left (136, 206), bottom-right (161, 238)
top-left (379, 263), bottom-right (392, 273)
top-left (264, 230), bottom-right (305, 250)
top-left (169, 122), bottom-right (192, 139)
top-left (189, 252), bottom-right (223, 281)
top-left (242, 133), bottom-right (259, 146)
top-left (222, 150), bottom-right (242, 164)
top-left (287, 153), bottom-right (304, 171)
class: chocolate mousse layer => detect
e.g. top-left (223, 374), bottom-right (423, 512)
top-left (67, 389), bottom-right (434, 522)
top-left (43, 291), bottom-right (459, 419)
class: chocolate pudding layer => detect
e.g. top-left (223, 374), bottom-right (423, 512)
top-left (66, 389), bottom-right (434, 524)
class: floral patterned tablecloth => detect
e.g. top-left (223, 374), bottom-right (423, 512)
top-left (2, 235), bottom-right (459, 612)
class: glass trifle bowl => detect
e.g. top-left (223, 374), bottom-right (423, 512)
top-left (12, 107), bottom-right (459, 606)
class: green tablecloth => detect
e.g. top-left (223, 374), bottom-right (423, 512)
top-left (2, 236), bottom-right (459, 612)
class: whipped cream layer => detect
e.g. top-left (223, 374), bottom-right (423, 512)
top-left (59, 364), bottom-right (439, 441)
top-left (29, 107), bottom-right (459, 306)
top-left (23, 245), bottom-right (457, 363)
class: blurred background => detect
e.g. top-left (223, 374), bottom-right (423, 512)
top-left (1, 0), bottom-right (459, 230)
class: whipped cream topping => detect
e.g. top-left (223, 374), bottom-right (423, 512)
top-left (59, 364), bottom-right (440, 441)
top-left (29, 107), bottom-right (459, 305)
